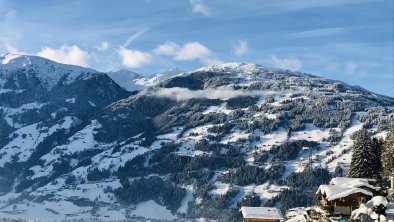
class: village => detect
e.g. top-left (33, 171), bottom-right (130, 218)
top-left (237, 118), bottom-right (394, 222)
top-left (240, 175), bottom-right (394, 221)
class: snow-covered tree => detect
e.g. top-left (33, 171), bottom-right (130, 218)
top-left (333, 165), bottom-right (344, 177)
top-left (348, 130), bottom-right (382, 178)
top-left (351, 196), bottom-right (388, 222)
top-left (382, 123), bottom-right (394, 177)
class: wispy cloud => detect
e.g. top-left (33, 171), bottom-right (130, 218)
top-left (37, 45), bottom-right (90, 67)
top-left (1, 38), bottom-right (25, 54)
top-left (190, 0), bottom-right (211, 16)
top-left (233, 40), bottom-right (249, 55)
top-left (286, 27), bottom-right (348, 39)
top-left (271, 55), bottom-right (302, 71)
top-left (150, 86), bottom-right (275, 101)
top-left (117, 47), bottom-right (152, 68)
top-left (123, 27), bottom-right (150, 48)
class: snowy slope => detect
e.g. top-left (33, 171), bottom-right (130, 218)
top-left (107, 68), bottom-right (184, 91)
top-left (0, 58), bottom-right (393, 221)
top-left (0, 54), bottom-right (96, 89)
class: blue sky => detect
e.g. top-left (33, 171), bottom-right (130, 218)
top-left (0, 0), bottom-right (393, 96)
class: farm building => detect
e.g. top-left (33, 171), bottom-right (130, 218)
top-left (240, 207), bottom-right (284, 222)
top-left (316, 177), bottom-right (379, 216)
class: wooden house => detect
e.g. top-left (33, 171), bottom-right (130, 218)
top-left (240, 207), bottom-right (284, 222)
top-left (316, 177), bottom-right (379, 216)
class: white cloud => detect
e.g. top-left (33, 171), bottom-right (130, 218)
top-left (174, 42), bottom-right (211, 61)
top-left (271, 55), bottom-right (302, 71)
top-left (153, 42), bottom-right (179, 56)
top-left (233, 40), bottom-right (249, 55)
top-left (190, 0), bottom-right (211, 16)
top-left (97, 42), bottom-right (109, 51)
top-left (117, 47), bottom-right (152, 68)
top-left (37, 45), bottom-right (90, 67)
top-left (151, 86), bottom-right (276, 101)
top-left (1, 39), bottom-right (25, 54)
top-left (2, 41), bottom-right (19, 54)
top-left (154, 41), bottom-right (221, 65)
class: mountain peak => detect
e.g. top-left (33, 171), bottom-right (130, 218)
top-left (196, 62), bottom-right (260, 73)
top-left (0, 54), bottom-right (97, 89)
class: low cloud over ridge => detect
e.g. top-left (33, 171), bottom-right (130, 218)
top-left (149, 86), bottom-right (275, 101)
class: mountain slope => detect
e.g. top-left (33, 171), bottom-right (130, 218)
top-left (107, 68), bottom-right (184, 91)
top-left (0, 55), bottom-right (131, 206)
top-left (0, 60), bottom-right (393, 221)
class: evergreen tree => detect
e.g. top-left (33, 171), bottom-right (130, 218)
top-left (348, 130), bottom-right (382, 178)
top-left (382, 123), bottom-right (394, 177)
top-left (333, 165), bottom-right (344, 177)
top-left (372, 137), bottom-right (383, 174)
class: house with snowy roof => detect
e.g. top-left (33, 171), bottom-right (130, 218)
top-left (240, 207), bottom-right (284, 222)
top-left (316, 177), bottom-right (379, 216)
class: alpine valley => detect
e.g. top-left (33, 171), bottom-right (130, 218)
top-left (0, 54), bottom-right (393, 221)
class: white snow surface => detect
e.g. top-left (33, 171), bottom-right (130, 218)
top-left (0, 54), bottom-right (96, 89)
top-left (330, 177), bottom-right (378, 190)
top-left (131, 200), bottom-right (176, 220)
top-left (0, 116), bottom-right (75, 167)
top-left (209, 181), bottom-right (230, 195)
top-left (351, 196), bottom-right (390, 221)
top-left (241, 207), bottom-right (284, 219)
top-left (317, 177), bottom-right (378, 202)
top-left (290, 123), bottom-right (330, 142)
top-left (1, 102), bottom-right (47, 128)
top-left (178, 185), bottom-right (194, 214)
top-left (317, 185), bottom-right (373, 201)
top-left (108, 68), bottom-right (183, 91)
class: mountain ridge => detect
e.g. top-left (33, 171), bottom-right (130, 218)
top-left (0, 55), bottom-right (393, 221)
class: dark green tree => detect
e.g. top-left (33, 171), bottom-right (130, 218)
top-left (382, 123), bottom-right (394, 177)
top-left (348, 130), bottom-right (382, 178)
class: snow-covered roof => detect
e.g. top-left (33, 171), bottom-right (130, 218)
top-left (330, 177), bottom-right (378, 190)
top-left (241, 207), bottom-right (284, 220)
top-left (317, 185), bottom-right (373, 201)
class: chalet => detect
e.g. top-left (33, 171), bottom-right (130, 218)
top-left (316, 177), bottom-right (379, 216)
top-left (240, 207), bottom-right (284, 222)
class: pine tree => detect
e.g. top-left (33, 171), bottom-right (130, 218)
top-left (382, 123), bottom-right (394, 177)
top-left (348, 130), bottom-right (382, 178)
top-left (333, 165), bottom-right (344, 177)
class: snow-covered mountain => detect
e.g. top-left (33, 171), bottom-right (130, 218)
top-left (0, 54), bottom-right (98, 89)
top-left (107, 68), bottom-right (183, 91)
top-left (0, 57), bottom-right (393, 221)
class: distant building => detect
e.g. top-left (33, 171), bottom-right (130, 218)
top-left (316, 177), bottom-right (379, 216)
top-left (240, 207), bottom-right (284, 222)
